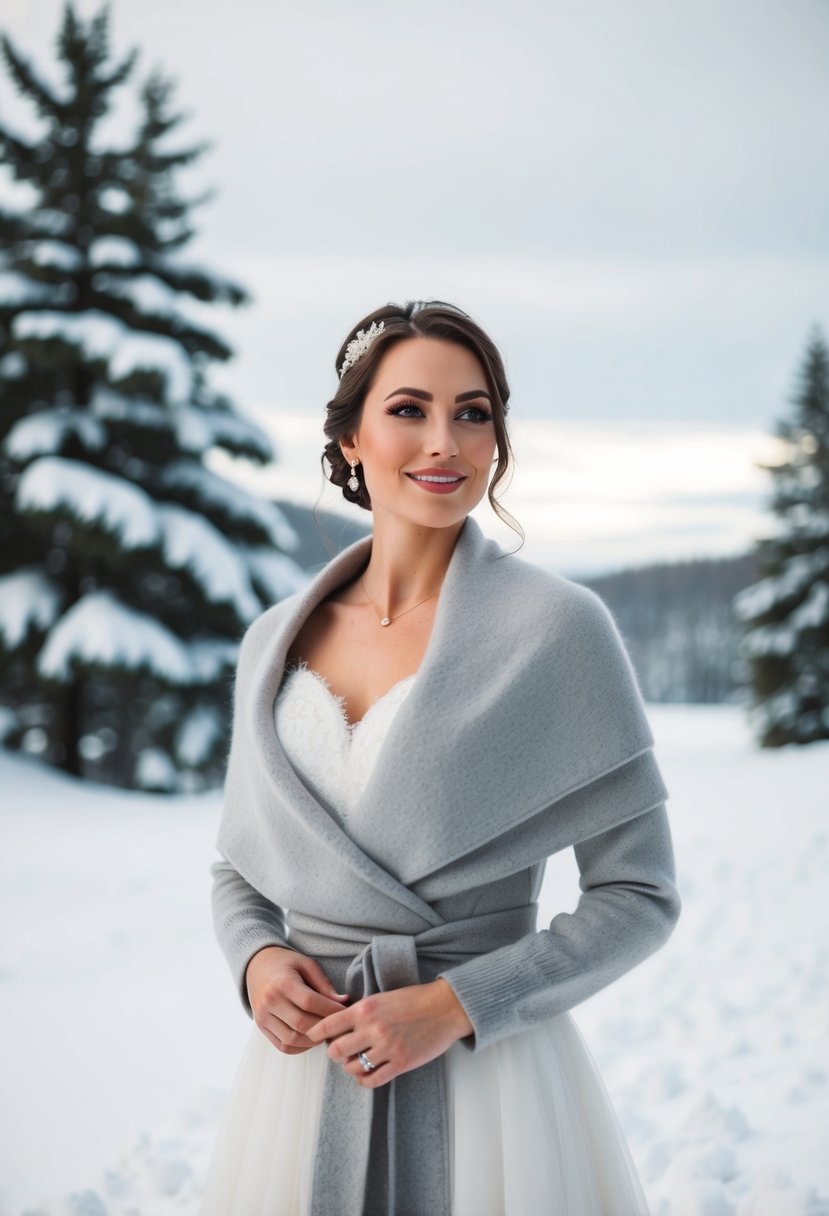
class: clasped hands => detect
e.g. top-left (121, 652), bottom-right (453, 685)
top-left (245, 945), bottom-right (474, 1088)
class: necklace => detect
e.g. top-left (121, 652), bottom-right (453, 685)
top-left (359, 574), bottom-right (441, 626)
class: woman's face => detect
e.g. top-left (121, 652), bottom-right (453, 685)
top-left (342, 337), bottom-right (498, 527)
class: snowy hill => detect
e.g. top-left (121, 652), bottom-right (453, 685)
top-left (1, 707), bottom-right (827, 1215)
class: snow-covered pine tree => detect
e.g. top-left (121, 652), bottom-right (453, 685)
top-left (0, 3), bottom-right (307, 791)
top-left (732, 326), bottom-right (829, 746)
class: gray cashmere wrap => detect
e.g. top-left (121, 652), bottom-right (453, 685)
top-left (211, 513), bottom-right (681, 1215)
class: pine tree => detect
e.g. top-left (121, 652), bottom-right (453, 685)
top-left (732, 326), bottom-right (829, 746)
top-left (0, 2), bottom-right (306, 790)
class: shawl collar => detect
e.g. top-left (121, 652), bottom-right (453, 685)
top-left (217, 513), bottom-right (667, 913)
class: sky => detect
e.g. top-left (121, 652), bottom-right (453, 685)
top-left (1, 0), bottom-right (827, 574)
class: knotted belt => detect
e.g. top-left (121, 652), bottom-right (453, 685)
top-left (286, 903), bottom-right (538, 1216)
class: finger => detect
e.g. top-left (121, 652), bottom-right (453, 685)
top-left (262, 989), bottom-right (342, 1041)
top-left (295, 957), bottom-right (351, 1004)
top-left (257, 986), bottom-right (346, 1043)
top-left (325, 1028), bottom-right (380, 1065)
top-left (286, 974), bottom-right (351, 1021)
top-left (354, 1059), bottom-right (395, 1088)
top-left (342, 1046), bottom-right (391, 1075)
top-left (257, 1017), bottom-right (308, 1055)
top-left (264, 1011), bottom-right (316, 1053)
top-left (306, 1006), bottom-right (354, 1044)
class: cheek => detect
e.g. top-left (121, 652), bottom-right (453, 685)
top-left (365, 429), bottom-right (415, 469)
top-left (467, 431), bottom-right (498, 466)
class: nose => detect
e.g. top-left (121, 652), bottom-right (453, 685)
top-left (424, 415), bottom-right (459, 456)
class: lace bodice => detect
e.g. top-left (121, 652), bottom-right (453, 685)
top-left (273, 661), bottom-right (417, 823)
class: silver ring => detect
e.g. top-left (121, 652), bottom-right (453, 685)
top-left (358, 1050), bottom-right (377, 1072)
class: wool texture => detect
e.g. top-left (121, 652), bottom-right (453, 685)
top-left (211, 513), bottom-right (681, 1215)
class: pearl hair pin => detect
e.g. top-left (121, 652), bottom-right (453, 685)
top-left (339, 320), bottom-right (385, 378)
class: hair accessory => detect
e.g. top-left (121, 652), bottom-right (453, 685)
top-left (339, 320), bottom-right (385, 378)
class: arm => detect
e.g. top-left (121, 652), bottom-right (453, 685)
top-left (436, 802), bottom-right (681, 1053)
top-left (211, 856), bottom-right (298, 1019)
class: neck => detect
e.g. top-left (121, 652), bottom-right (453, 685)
top-left (359, 515), bottom-right (467, 615)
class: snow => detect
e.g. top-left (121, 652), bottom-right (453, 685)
top-left (793, 580), bottom-right (829, 629)
top-left (186, 637), bottom-right (240, 684)
top-left (0, 706), bottom-right (827, 1215)
top-left (87, 271), bottom-right (189, 329)
top-left (733, 551), bottom-right (829, 621)
top-left (29, 241), bottom-right (84, 272)
top-left (87, 388), bottom-right (272, 463)
top-left (0, 351), bottom-right (27, 379)
top-left (738, 578), bottom-right (829, 658)
top-left (159, 251), bottom-right (250, 304)
top-left (196, 407), bottom-right (273, 463)
top-left (0, 270), bottom-right (63, 306)
top-left (159, 460), bottom-right (300, 550)
top-left (168, 404), bottom-right (212, 452)
top-left (11, 311), bottom-right (194, 403)
top-left (36, 592), bottom-right (194, 684)
top-left (89, 237), bottom-right (141, 268)
top-left (174, 706), bottom-right (224, 768)
top-left (0, 706), bottom-right (18, 742)
top-left (134, 747), bottom-right (180, 792)
top-left (156, 503), bottom-right (261, 622)
top-left (243, 543), bottom-right (310, 604)
top-left (16, 456), bottom-right (159, 549)
top-left (92, 271), bottom-right (190, 317)
top-left (32, 589), bottom-right (243, 686)
top-left (0, 568), bottom-right (62, 647)
top-left (89, 388), bottom-right (207, 455)
top-left (14, 454), bottom-right (280, 623)
top-left (3, 407), bottom-right (106, 461)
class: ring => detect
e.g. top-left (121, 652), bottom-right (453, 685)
top-left (358, 1050), bottom-right (377, 1072)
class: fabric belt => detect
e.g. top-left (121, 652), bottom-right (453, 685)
top-left (286, 903), bottom-right (538, 1216)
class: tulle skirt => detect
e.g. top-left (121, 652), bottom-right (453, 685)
top-left (200, 1011), bottom-right (650, 1215)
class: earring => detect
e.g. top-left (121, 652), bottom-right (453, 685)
top-left (347, 459), bottom-right (360, 493)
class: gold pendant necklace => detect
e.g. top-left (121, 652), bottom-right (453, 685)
top-left (359, 575), bottom-right (441, 626)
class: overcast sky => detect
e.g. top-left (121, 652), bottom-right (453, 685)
top-left (1, 0), bottom-right (827, 574)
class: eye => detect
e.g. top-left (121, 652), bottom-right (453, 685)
top-left (385, 398), bottom-right (494, 423)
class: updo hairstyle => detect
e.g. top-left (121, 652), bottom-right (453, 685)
top-left (320, 299), bottom-right (520, 537)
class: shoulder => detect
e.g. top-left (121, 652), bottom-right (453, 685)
top-left (492, 545), bottom-right (617, 638)
top-left (485, 548), bottom-right (637, 695)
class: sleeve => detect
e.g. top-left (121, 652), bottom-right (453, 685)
top-left (436, 802), bottom-right (681, 1053)
top-left (211, 855), bottom-right (299, 1019)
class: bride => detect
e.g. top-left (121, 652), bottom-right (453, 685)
top-left (201, 299), bottom-right (681, 1215)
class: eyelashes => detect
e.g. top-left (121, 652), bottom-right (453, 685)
top-left (385, 399), bottom-right (494, 424)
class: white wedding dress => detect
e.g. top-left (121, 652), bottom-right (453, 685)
top-left (201, 663), bottom-right (651, 1215)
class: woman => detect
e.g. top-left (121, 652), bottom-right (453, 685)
top-left (201, 300), bottom-right (681, 1215)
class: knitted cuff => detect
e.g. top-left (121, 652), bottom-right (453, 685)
top-left (437, 932), bottom-right (557, 1053)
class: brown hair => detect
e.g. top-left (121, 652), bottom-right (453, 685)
top-left (318, 299), bottom-right (523, 544)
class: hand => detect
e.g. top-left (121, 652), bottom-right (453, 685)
top-left (305, 977), bottom-right (474, 1087)
top-left (245, 945), bottom-right (351, 1055)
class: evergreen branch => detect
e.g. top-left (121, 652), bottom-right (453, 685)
top-left (85, 291), bottom-right (234, 360)
top-left (0, 34), bottom-right (67, 124)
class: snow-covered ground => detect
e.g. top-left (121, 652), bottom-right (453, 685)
top-left (1, 705), bottom-right (827, 1215)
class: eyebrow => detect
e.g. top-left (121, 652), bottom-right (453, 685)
top-left (383, 386), bottom-right (492, 403)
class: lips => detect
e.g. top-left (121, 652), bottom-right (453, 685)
top-left (405, 469), bottom-right (464, 479)
top-left (405, 472), bottom-right (467, 494)
top-left (406, 468), bottom-right (466, 477)
top-left (405, 473), bottom-right (466, 482)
